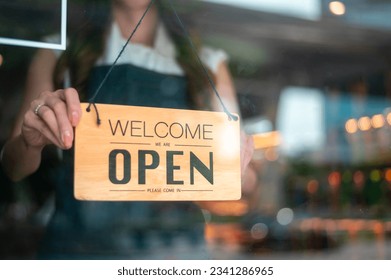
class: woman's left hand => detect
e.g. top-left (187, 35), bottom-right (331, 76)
top-left (240, 131), bottom-right (254, 175)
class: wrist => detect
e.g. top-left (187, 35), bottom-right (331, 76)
top-left (1, 134), bottom-right (44, 181)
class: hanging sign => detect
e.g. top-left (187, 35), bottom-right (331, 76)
top-left (74, 103), bottom-right (241, 201)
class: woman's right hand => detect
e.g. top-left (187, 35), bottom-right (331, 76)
top-left (21, 88), bottom-right (82, 150)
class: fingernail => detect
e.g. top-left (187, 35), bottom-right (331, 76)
top-left (62, 130), bottom-right (72, 147)
top-left (71, 111), bottom-right (79, 126)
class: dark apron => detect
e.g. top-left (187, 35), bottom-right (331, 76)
top-left (39, 64), bottom-right (207, 259)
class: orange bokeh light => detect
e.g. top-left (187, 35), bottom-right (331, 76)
top-left (385, 169), bottom-right (391, 182)
top-left (358, 116), bottom-right (371, 131)
top-left (329, 1), bottom-right (346, 16)
top-left (345, 119), bottom-right (358, 134)
top-left (371, 114), bottom-right (385, 129)
top-left (307, 179), bottom-right (319, 194)
top-left (328, 171), bottom-right (341, 188)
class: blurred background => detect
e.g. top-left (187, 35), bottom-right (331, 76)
top-left (1, 0), bottom-right (391, 259)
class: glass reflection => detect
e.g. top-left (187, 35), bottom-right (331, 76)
top-left (1, 0), bottom-right (391, 260)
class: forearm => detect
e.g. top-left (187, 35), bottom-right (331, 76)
top-left (1, 134), bottom-right (43, 182)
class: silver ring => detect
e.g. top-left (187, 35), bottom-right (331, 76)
top-left (34, 103), bottom-right (45, 116)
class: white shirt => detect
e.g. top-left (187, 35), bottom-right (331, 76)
top-left (96, 21), bottom-right (228, 76)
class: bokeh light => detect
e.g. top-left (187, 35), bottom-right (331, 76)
top-left (345, 118), bottom-right (358, 134)
top-left (307, 179), bottom-right (319, 194)
top-left (276, 208), bottom-right (294, 226)
top-left (328, 171), bottom-right (341, 188)
top-left (329, 1), bottom-right (346, 16)
top-left (358, 116), bottom-right (371, 131)
top-left (371, 114), bottom-right (385, 129)
top-left (385, 169), bottom-right (391, 182)
top-left (250, 223), bottom-right (269, 240)
top-left (370, 170), bottom-right (381, 183)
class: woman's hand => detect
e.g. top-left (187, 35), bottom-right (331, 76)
top-left (21, 88), bottom-right (82, 150)
top-left (240, 131), bottom-right (254, 175)
top-left (240, 131), bottom-right (257, 196)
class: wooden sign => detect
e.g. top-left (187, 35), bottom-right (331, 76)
top-left (74, 103), bottom-right (241, 201)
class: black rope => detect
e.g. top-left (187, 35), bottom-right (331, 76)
top-left (86, 0), bottom-right (156, 125)
top-left (167, 0), bottom-right (238, 121)
top-left (86, 103), bottom-right (101, 125)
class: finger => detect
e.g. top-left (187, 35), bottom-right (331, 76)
top-left (240, 133), bottom-right (254, 172)
top-left (42, 96), bottom-right (74, 149)
top-left (23, 110), bottom-right (63, 148)
top-left (30, 102), bottom-right (66, 147)
top-left (241, 164), bottom-right (258, 195)
top-left (57, 88), bottom-right (82, 127)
